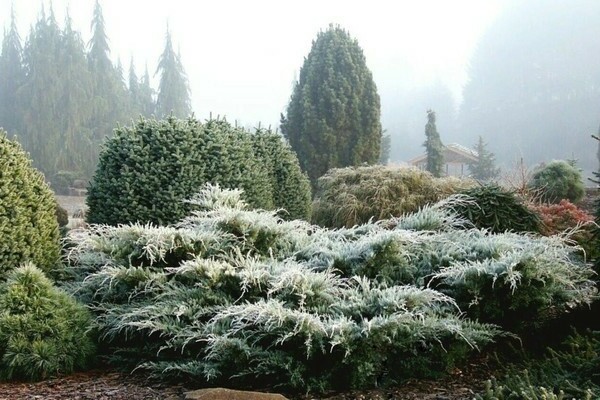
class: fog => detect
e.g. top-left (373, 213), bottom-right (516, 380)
top-left (3, 0), bottom-right (600, 179)
top-left (1, 0), bottom-right (501, 124)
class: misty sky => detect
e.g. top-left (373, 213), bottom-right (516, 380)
top-left (1, 0), bottom-right (505, 129)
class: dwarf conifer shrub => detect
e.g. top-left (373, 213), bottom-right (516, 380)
top-left (529, 160), bottom-right (585, 204)
top-left (66, 185), bottom-right (597, 392)
top-left (476, 331), bottom-right (600, 399)
top-left (452, 185), bottom-right (541, 233)
top-left (311, 165), bottom-right (473, 228)
top-left (250, 131), bottom-right (311, 220)
top-left (87, 117), bottom-right (310, 226)
top-left (56, 204), bottom-right (69, 227)
top-left (0, 132), bottom-right (60, 275)
top-left (0, 264), bottom-right (95, 381)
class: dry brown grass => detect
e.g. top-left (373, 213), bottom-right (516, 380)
top-left (312, 165), bottom-right (475, 228)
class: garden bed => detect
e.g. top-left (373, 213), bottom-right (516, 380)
top-left (0, 356), bottom-right (494, 400)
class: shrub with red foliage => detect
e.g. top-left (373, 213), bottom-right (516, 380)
top-left (532, 200), bottom-right (593, 236)
top-left (530, 200), bottom-right (595, 259)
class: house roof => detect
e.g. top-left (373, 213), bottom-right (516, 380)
top-left (408, 143), bottom-right (479, 164)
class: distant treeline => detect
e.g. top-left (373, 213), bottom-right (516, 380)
top-left (388, 0), bottom-right (600, 178)
top-left (0, 1), bottom-right (191, 191)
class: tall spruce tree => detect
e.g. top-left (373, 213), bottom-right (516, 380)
top-left (128, 57), bottom-right (139, 113)
top-left (55, 12), bottom-right (94, 176)
top-left (424, 110), bottom-right (444, 177)
top-left (0, 6), bottom-right (24, 136)
top-left (19, 7), bottom-right (63, 176)
top-left (280, 25), bottom-right (381, 183)
top-left (87, 0), bottom-right (128, 144)
top-left (155, 28), bottom-right (191, 118)
top-left (138, 64), bottom-right (155, 117)
top-left (468, 136), bottom-right (500, 181)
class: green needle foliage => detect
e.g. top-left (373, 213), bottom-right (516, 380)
top-left (68, 185), bottom-right (596, 392)
top-left (0, 264), bottom-right (95, 381)
top-left (281, 25), bottom-right (381, 184)
top-left (451, 185), bottom-right (542, 234)
top-left (529, 160), bottom-right (585, 204)
top-left (476, 331), bottom-right (600, 399)
top-left (86, 117), bottom-right (310, 226)
top-left (468, 136), bottom-right (500, 182)
top-left (0, 131), bottom-right (60, 276)
top-left (424, 110), bottom-right (444, 178)
top-left (155, 27), bottom-right (191, 119)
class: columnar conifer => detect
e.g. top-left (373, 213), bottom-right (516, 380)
top-left (424, 110), bottom-right (444, 177)
top-left (281, 25), bottom-right (381, 183)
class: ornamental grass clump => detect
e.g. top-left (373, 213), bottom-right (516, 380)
top-left (311, 165), bottom-right (474, 228)
top-left (0, 264), bottom-right (95, 381)
top-left (0, 131), bottom-right (60, 276)
top-left (67, 185), bottom-right (597, 392)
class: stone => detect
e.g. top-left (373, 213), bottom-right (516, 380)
top-left (184, 388), bottom-right (288, 400)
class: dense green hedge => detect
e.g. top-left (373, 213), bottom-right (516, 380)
top-left (0, 131), bottom-right (60, 276)
top-left (0, 264), bottom-right (95, 381)
top-left (311, 165), bottom-right (474, 228)
top-left (87, 117), bottom-right (310, 226)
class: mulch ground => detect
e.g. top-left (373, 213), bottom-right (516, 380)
top-left (0, 357), bottom-right (495, 400)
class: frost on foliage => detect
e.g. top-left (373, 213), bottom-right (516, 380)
top-left (67, 184), bottom-right (597, 392)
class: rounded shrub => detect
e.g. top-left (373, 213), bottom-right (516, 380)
top-left (55, 204), bottom-right (69, 228)
top-left (0, 131), bottom-right (60, 275)
top-left (452, 185), bottom-right (541, 233)
top-left (0, 264), bottom-right (95, 381)
top-left (311, 165), bottom-right (474, 228)
top-left (529, 160), bottom-right (585, 204)
top-left (87, 117), bottom-right (311, 226)
top-left (250, 130), bottom-right (311, 220)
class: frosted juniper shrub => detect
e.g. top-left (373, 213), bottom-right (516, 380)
top-left (67, 185), bottom-right (597, 392)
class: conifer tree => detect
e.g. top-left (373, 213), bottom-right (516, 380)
top-left (128, 57), bottom-right (139, 112)
top-left (19, 7), bottom-right (63, 176)
top-left (55, 13), bottom-right (94, 176)
top-left (280, 25), bottom-right (381, 183)
top-left (468, 136), bottom-right (500, 181)
top-left (138, 64), bottom-right (156, 117)
top-left (155, 28), bottom-right (191, 118)
top-left (379, 131), bottom-right (391, 164)
top-left (0, 6), bottom-right (24, 136)
top-left (87, 0), bottom-right (128, 145)
top-left (424, 110), bottom-right (444, 177)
